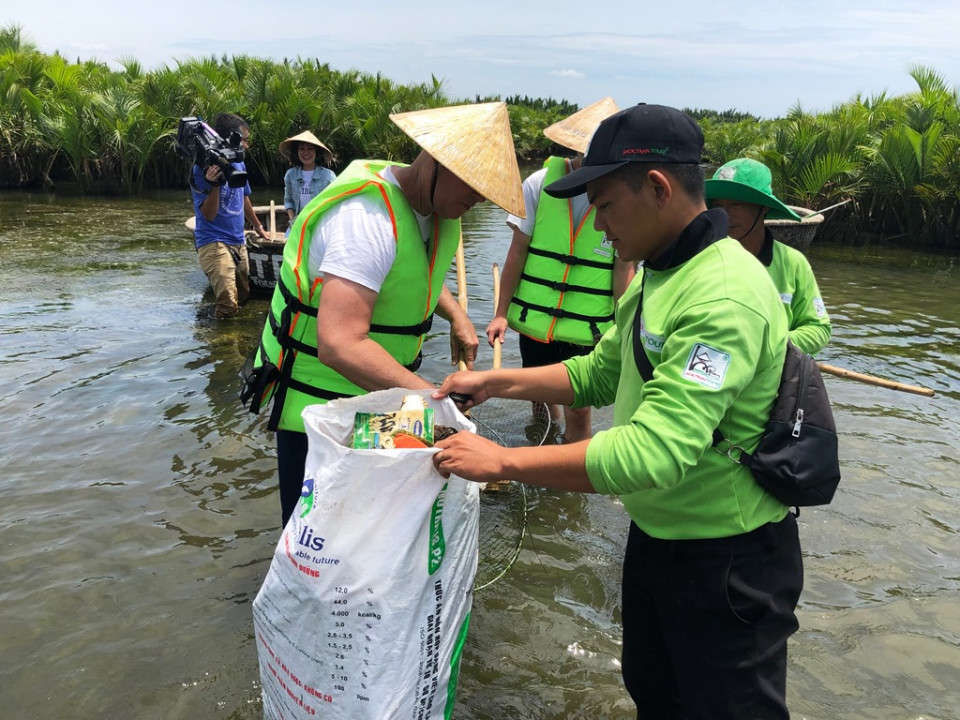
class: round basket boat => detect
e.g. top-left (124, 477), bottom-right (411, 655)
top-left (184, 204), bottom-right (290, 295)
top-left (764, 206), bottom-right (824, 252)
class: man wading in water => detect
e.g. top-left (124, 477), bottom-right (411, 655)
top-left (433, 104), bottom-right (804, 719)
top-left (706, 157), bottom-right (831, 356)
top-left (487, 98), bottom-right (634, 443)
top-left (189, 113), bottom-right (267, 318)
top-left (242, 102), bottom-right (525, 526)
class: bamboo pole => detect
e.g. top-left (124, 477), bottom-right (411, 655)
top-left (817, 362), bottom-right (935, 397)
top-left (485, 263), bottom-right (509, 492)
top-left (492, 263), bottom-right (503, 370)
top-left (455, 237), bottom-right (468, 372)
top-left (804, 198), bottom-right (852, 220)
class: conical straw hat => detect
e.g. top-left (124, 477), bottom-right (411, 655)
top-left (389, 102), bottom-right (525, 217)
top-left (543, 97), bottom-right (619, 154)
top-left (279, 130), bottom-right (334, 162)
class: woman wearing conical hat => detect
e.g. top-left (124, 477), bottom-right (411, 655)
top-left (245, 102), bottom-right (524, 525)
top-left (279, 130), bottom-right (337, 227)
top-left (705, 158), bottom-right (831, 355)
top-left (486, 98), bottom-right (634, 443)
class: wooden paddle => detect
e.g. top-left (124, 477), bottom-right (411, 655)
top-left (817, 362), bottom-right (935, 397)
top-left (269, 200), bottom-right (277, 241)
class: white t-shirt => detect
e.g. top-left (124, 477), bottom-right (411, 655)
top-left (307, 166), bottom-right (432, 293)
top-left (299, 169), bottom-right (315, 210)
top-left (506, 164), bottom-right (592, 237)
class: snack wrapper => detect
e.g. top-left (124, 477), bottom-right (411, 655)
top-left (352, 407), bottom-right (435, 449)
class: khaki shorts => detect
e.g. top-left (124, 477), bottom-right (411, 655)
top-left (197, 242), bottom-right (250, 318)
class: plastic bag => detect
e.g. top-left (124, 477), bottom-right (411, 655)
top-left (252, 388), bottom-right (479, 720)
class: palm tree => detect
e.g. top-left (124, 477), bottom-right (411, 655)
top-left (0, 41), bottom-right (51, 185)
top-left (5, 23), bottom-right (960, 248)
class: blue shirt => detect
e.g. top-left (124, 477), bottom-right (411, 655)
top-left (283, 165), bottom-right (337, 216)
top-left (191, 163), bottom-right (251, 248)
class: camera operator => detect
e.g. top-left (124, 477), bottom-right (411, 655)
top-left (190, 113), bottom-right (267, 319)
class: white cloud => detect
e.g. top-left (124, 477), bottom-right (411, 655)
top-left (550, 68), bottom-right (585, 79)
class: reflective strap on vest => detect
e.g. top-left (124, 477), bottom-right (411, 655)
top-left (277, 279), bottom-right (433, 336)
top-left (268, 311), bottom-right (315, 355)
top-left (266, 337), bottom-right (349, 431)
top-left (267, 311), bottom-right (423, 372)
top-left (286, 378), bottom-right (350, 402)
top-left (519, 272), bottom-right (613, 297)
top-left (370, 316), bottom-right (434, 336)
top-left (512, 297), bottom-right (613, 343)
top-left (277, 277), bottom-right (317, 316)
top-left (526, 246), bottom-right (612, 270)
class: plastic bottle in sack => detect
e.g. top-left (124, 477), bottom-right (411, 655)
top-left (400, 394), bottom-right (424, 412)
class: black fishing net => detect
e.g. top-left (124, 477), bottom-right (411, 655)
top-left (468, 399), bottom-right (556, 590)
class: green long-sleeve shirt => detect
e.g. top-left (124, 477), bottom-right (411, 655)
top-left (564, 210), bottom-right (789, 540)
top-left (759, 231), bottom-right (831, 356)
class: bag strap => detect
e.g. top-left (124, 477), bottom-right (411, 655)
top-left (630, 273), bottom-right (654, 382)
top-left (631, 273), bottom-right (725, 448)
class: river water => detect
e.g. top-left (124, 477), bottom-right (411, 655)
top-left (0, 190), bottom-right (958, 720)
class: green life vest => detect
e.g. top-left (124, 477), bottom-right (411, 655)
top-left (506, 156), bottom-right (615, 346)
top-left (252, 159), bottom-right (461, 433)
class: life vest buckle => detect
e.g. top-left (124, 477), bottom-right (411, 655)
top-left (239, 352), bottom-right (280, 415)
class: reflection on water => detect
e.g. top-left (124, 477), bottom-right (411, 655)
top-left (0, 190), bottom-right (958, 719)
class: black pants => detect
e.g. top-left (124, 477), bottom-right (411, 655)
top-left (276, 430), bottom-right (308, 527)
top-left (518, 333), bottom-right (592, 368)
top-left (621, 514), bottom-right (803, 720)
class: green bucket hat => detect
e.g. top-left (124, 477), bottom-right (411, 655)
top-left (705, 158), bottom-right (801, 221)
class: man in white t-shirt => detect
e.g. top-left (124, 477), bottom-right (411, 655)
top-left (248, 103), bottom-right (527, 525)
top-left (306, 164), bottom-right (435, 301)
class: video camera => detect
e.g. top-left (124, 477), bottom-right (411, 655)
top-left (176, 117), bottom-right (248, 188)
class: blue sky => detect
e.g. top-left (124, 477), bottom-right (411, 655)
top-left (5, 0), bottom-right (960, 117)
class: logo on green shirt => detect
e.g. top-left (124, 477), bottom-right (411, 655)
top-left (640, 319), bottom-right (664, 353)
top-left (682, 343), bottom-right (730, 390)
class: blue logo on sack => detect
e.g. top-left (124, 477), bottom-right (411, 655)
top-left (300, 477), bottom-right (315, 518)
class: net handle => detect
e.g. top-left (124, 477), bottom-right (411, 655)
top-left (456, 235), bottom-right (468, 372)
top-left (492, 263), bottom-right (503, 370)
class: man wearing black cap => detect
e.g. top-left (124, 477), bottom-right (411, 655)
top-left (433, 104), bottom-right (804, 718)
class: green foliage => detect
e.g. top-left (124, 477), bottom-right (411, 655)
top-left (2, 25), bottom-right (960, 247)
top-left (0, 27), bottom-right (571, 193)
top-left (700, 118), bottom-right (775, 166)
top-left (683, 107), bottom-right (760, 123)
top-left (503, 95), bottom-right (578, 115)
top-left (0, 25), bottom-right (35, 54)
top-left (699, 67), bottom-right (960, 246)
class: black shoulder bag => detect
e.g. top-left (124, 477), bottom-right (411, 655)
top-left (631, 276), bottom-right (841, 506)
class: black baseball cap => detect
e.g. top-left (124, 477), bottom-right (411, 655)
top-left (545, 103), bottom-right (704, 198)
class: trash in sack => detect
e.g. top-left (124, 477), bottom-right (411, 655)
top-left (252, 388), bottom-right (479, 720)
top-left (352, 393), bottom-right (436, 449)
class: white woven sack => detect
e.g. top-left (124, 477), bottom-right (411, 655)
top-left (253, 388), bottom-right (478, 720)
